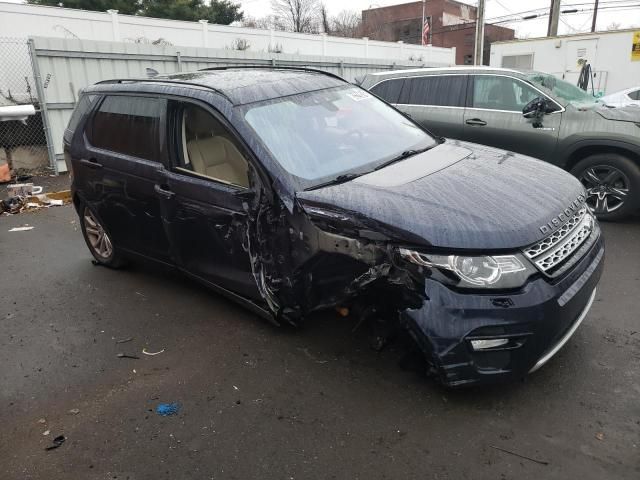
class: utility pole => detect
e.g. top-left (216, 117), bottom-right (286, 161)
top-left (474, 0), bottom-right (485, 65)
top-left (591, 0), bottom-right (599, 32)
top-left (547, 0), bottom-right (561, 36)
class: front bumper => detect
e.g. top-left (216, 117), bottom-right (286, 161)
top-left (401, 233), bottom-right (605, 387)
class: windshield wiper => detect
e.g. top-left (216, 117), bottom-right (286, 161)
top-left (374, 145), bottom-right (435, 171)
top-left (304, 173), bottom-right (361, 191)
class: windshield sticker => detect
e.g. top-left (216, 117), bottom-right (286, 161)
top-left (347, 90), bottom-right (372, 102)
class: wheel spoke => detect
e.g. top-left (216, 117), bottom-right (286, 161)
top-left (602, 169), bottom-right (622, 185)
top-left (583, 168), bottom-right (602, 185)
top-left (610, 187), bottom-right (628, 198)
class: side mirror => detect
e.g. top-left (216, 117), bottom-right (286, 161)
top-left (522, 97), bottom-right (549, 119)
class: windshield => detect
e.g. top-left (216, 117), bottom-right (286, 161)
top-left (243, 85), bottom-right (435, 187)
top-left (525, 72), bottom-right (600, 107)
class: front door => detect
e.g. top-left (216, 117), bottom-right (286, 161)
top-left (463, 74), bottom-right (562, 161)
top-left (159, 100), bottom-right (261, 300)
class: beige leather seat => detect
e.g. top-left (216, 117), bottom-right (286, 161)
top-left (187, 136), bottom-right (249, 187)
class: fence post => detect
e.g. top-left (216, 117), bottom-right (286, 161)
top-left (397, 40), bottom-right (404, 59)
top-left (176, 51), bottom-right (182, 71)
top-left (363, 37), bottom-right (369, 59)
top-left (269, 28), bottom-right (275, 51)
top-left (339, 60), bottom-right (344, 77)
top-left (199, 20), bottom-right (209, 48)
top-left (107, 9), bottom-right (120, 41)
top-left (321, 33), bottom-right (327, 56)
top-left (27, 38), bottom-right (58, 175)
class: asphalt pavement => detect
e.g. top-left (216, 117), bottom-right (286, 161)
top-left (1, 205), bottom-right (638, 479)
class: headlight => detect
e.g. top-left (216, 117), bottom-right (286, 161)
top-left (398, 248), bottom-right (536, 289)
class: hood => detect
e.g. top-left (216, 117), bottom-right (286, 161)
top-left (297, 141), bottom-right (586, 250)
top-left (595, 105), bottom-right (640, 123)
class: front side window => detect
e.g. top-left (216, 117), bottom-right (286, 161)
top-left (243, 86), bottom-right (435, 185)
top-left (472, 76), bottom-right (539, 111)
top-left (399, 75), bottom-right (467, 107)
top-left (89, 95), bottom-right (165, 161)
top-left (174, 103), bottom-right (249, 188)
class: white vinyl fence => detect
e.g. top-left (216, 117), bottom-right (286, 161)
top-left (29, 36), bottom-right (454, 173)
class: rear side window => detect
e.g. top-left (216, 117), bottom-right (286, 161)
top-left (88, 95), bottom-right (166, 161)
top-left (399, 75), bottom-right (467, 107)
top-left (370, 78), bottom-right (405, 104)
top-left (64, 94), bottom-right (97, 143)
top-left (628, 89), bottom-right (640, 101)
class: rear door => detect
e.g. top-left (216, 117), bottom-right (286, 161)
top-left (369, 74), bottom-right (467, 139)
top-left (83, 94), bottom-right (172, 262)
top-left (158, 99), bottom-right (261, 300)
top-left (396, 74), bottom-right (468, 139)
top-left (463, 74), bottom-right (562, 160)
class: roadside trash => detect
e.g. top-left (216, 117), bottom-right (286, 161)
top-left (42, 430), bottom-right (50, 436)
top-left (142, 348), bottom-right (165, 356)
top-left (156, 403), bottom-right (181, 416)
top-left (0, 163), bottom-right (9, 183)
top-left (8, 225), bottom-right (33, 232)
top-left (115, 337), bottom-right (133, 344)
top-left (45, 435), bottom-right (66, 451)
top-left (7, 183), bottom-right (42, 197)
top-left (37, 418), bottom-right (46, 424)
top-left (489, 445), bottom-right (549, 466)
top-left (596, 432), bottom-right (605, 441)
top-left (2, 197), bottom-right (23, 214)
top-left (68, 408), bottom-right (80, 415)
top-left (117, 353), bottom-right (140, 359)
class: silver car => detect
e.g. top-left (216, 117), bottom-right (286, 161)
top-left (361, 67), bottom-right (640, 220)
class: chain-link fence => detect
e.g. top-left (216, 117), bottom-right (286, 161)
top-left (0, 37), bottom-right (50, 177)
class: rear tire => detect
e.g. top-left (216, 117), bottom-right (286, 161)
top-left (79, 203), bottom-right (126, 268)
top-left (570, 153), bottom-right (640, 221)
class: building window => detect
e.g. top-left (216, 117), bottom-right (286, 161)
top-left (464, 54), bottom-right (473, 65)
top-left (501, 54), bottom-right (534, 70)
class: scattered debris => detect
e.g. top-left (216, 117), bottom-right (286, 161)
top-left (156, 403), bottom-right (181, 416)
top-left (37, 418), bottom-right (46, 424)
top-left (115, 337), bottom-right (133, 344)
top-left (142, 348), bottom-right (165, 356)
top-left (42, 430), bottom-right (50, 436)
top-left (297, 347), bottom-right (329, 364)
top-left (8, 225), bottom-right (33, 232)
top-left (233, 385), bottom-right (239, 391)
top-left (68, 408), bottom-right (80, 415)
top-left (45, 435), bottom-right (66, 451)
top-left (117, 353), bottom-right (140, 359)
top-left (489, 445), bottom-right (549, 466)
top-left (6, 183), bottom-right (42, 197)
top-left (595, 432), bottom-right (605, 441)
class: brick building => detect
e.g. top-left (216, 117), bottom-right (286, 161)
top-left (361, 0), bottom-right (515, 65)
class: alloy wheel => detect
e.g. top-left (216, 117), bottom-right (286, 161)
top-left (578, 165), bottom-right (630, 215)
top-left (83, 208), bottom-right (113, 259)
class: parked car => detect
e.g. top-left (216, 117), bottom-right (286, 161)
top-left (64, 67), bottom-right (604, 387)
top-left (601, 86), bottom-right (640, 108)
top-left (360, 67), bottom-right (640, 221)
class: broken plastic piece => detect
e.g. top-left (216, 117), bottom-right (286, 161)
top-left (8, 226), bottom-right (33, 232)
top-left (142, 348), bottom-right (165, 356)
top-left (115, 337), bottom-right (133, 344)
top-left (156, 403), bottom-right (181, 416)
top-left (117, 353), bottom-right (140, 359)
top-left (45, 435), bottom-right (66, 451)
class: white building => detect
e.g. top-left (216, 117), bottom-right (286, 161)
top-left (489, 28), bottom-right (640, 96)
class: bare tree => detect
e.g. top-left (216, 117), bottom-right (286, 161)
top-left (271, 0), bottom-right (320, 33)
top-left (242, 14), bottom-right (287, 31)
top-left (331, 10), bottom-right (362, 38)
top-left (319, 3), bottom-right (331, 34)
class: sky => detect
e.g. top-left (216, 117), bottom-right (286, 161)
top-left (239, 0), bottom-right (640, 38)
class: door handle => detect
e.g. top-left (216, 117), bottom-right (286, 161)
top-left (79, 158), bottom-right (102, 169)
top-left (154, 184), bottom-right (175, 199)
top-left (465, 118), bottom-right (487, 126)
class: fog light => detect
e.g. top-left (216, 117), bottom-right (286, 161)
top-left (470, 338), bottom-right (509, 350)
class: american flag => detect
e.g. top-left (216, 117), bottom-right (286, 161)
top-left (422, 16), bottom-right (431, 46)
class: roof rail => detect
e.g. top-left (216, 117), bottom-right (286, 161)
top-left (197, 65), bottom-right (347, 82)
top-left (93, 77), bottom-right (232, 102)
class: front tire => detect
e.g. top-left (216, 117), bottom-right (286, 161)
top-left (79, 203), bottom-right (125, 268)
top-left (570, 153), bottom-right (640, 221)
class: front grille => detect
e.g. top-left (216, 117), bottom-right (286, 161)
top-left (524, 207), bottom-right (595, 276)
